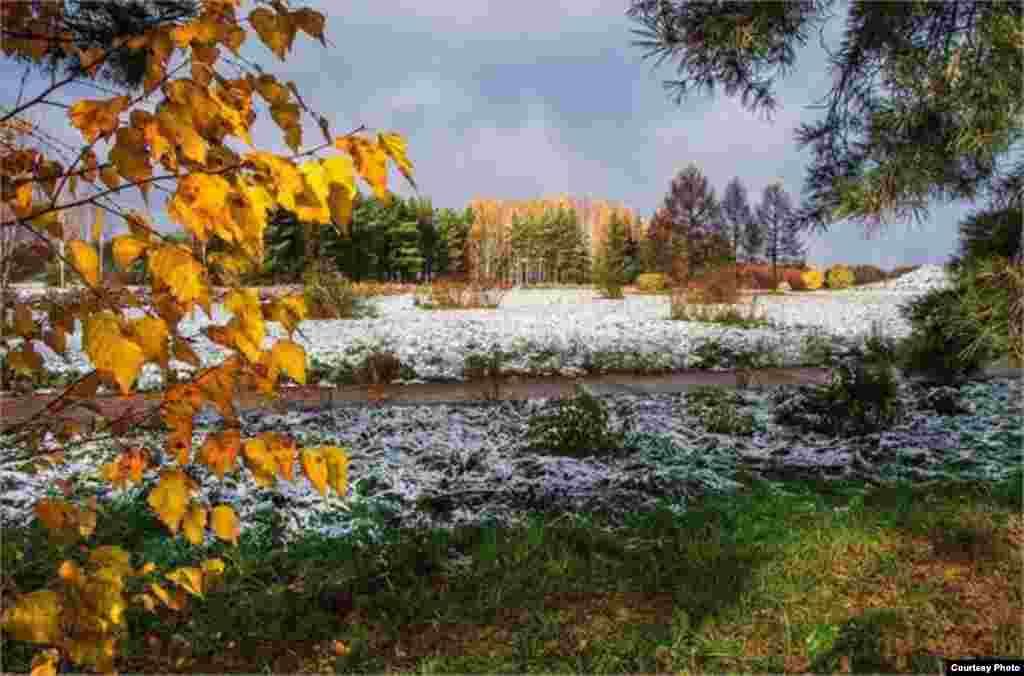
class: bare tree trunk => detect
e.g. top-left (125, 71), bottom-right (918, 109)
top-left (0, 255), bottom-right (8, 393)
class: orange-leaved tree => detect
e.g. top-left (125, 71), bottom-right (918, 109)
top-left (0, 1), bottom-right (417, 673)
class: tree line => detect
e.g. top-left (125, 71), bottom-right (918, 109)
top-left (23, 167), bottom-right (810, 290)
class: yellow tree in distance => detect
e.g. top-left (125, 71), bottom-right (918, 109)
top-left (0, 1), bottom-right (417, 672)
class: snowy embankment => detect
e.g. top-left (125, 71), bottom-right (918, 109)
top-left (3, 265), bottom-right (1018, 547)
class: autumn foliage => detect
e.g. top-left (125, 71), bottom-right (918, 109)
top-left (0, 1), bottom-right (416, 673)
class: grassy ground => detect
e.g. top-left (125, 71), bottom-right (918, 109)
top-left (2, 468), bottom-right (1021, 673)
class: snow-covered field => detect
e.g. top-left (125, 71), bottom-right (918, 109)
top-left (5, 265), bottom-right (961, 390)
top-left (3, 264), bottom-right (1018, 547)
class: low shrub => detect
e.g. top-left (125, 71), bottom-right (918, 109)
top-left (773, 325), bottom-right (906, 437)
top-left (735, 263), bottom-right (789, 291)
top-left (911, 384), bottom-right (974, 416)
top-left (798, 331), bottom-right (841, 367)
top-left (782, 268), bottom-right (809, 291)
top-left (464, 345), bottom-right (514, 400)
top-left (849, 264), bottom-right (888, 286)
top-left (800, 269), bottom-right (824, 291)
top-left (684, 386), bottom-right (765, 436)
top-left (350, 280), bottom-right (408, 297)
top-left (420, 275), bottom-right (512, 309)
top-left (684, 264), bottom-right (743, 305)
top-left (593, 255), bottom-right (625, 300)
top-left (352, 349), bottom-right (403, 385)
top-left (302, 263), bottom-right (377, 320)
top-left (523, 384), bottom-right (634, 460)
top-left (635, 272), bottom-right (668, 293)
top-left (825, 264), bottom-right (855, 289)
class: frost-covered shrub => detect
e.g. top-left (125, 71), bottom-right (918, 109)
top-left (801, 269), bottom-right (824, 290)
top-left (825, 264), bottom-right (856, 290)
top-left (523, 385), bottom-right (633, 460)
top-left (635, 272), bottom-right (668, 293)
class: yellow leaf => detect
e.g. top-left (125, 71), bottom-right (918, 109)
top-left (110, 126), bottom-right (152, 186)
top-left (0, 590), bottom-right (63, 644)
top-left (101, 447), bottom-right (150, 488)
top-left (36, 160), bottom-right (64, 198)
top-left (264, 432), bottom-right (297, 482)
top-left (7, 345), bottom-right (41, 377)
top-left (254, 74), bottom-right (290, 106)
top-left (147, 469), bottom-right (198, 534)
top-left (125, 211), bottom-right (153, 241)
top-left (271, 340), bottom-right (305, 385)
top-left (166, 566), bottom-right (204, 597)
top-left (100, 165), bottom-right (121, 190)
top-left (29, 210), bottom-right (63, 239)
top-left (208, 82), bottom-right (252, 145)
top-left (34, 499), bottom-right (69, 534)
top-left (112, 234), bottom-right (148, 270)
top-left (322, 154), bottom-right (355, 187)
top-left (327, 183), bottom-right (356, 236)
top-left (149, 582), bottom-right (172, 607)
top-left (271, 102), bottom-right (302, 152)
top-left (141, 117), bottom-right (175, 166)
top-left (88, 545), bottom-right (133, 578)
top-left (199, 429), bottom-right (240, 479)
top-left (294, 160), bottom-right (331, 224)
top-left (243, 436), bottom-right (278, 485)
top-left (378, 132), bottom-right (417, 191)
top-left (335, 136), bottom-right (390, 203)
top-left (133, 592), bottom-right (157, 612)
top-left (130, 316), bottom-right (170, 364)
top-left (220, 23), bottom-right (246, 54)
top-left (68, 240), bottom-right (100, 287)
top-left (30, 648), bottom-right (60, 676)
top-left (169, 18), bottom-right (218, 47)
top-left (58, 560), bottom-right (83, 586)
top-left (249, 7), bottom-right (291, 60)
top-left (156, 103), bottom-right (209, 164)
top-left (244, 151), bottom-right (305, 211)
top-left (148, 244), bottom-right (206, 309)
top-left (66, 635), bottom-right (117, 674)
top-left (224, 323), bottom-right (259, 364)
top-left (84, 326), bottom-right (146, 394)
top-left (201, 557), bottom-right (225, 578)
top-left (14, 304), bottom-right (34, 338)
top-left (323, 446), bottom-right (350, 496)
top-left (291, 7), bottom-right (326, 46)
top-left (300, 448), bottom-right (328, 497)
top-left (182, 502), bottom-right (207, 546)
top-left (67, 96), bottom-right (129, 144)
top-left (81, 147), bottom-right (99, 181)
top-left (210, 505), bottom-right (239, 544)
top-left (223, 287), bottom-right (259, 316)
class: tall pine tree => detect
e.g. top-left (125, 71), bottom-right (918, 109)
top-left (657, 163), bottom-right (725, 285)
top-left (721, 176), bottom-right (755, 287)
top-left (754, 181), bottom-right (800, 288)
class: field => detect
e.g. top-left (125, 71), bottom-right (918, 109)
top-left (1, 266), bottom-right (1021, 673)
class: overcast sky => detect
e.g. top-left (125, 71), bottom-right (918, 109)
top-left (3, 0), bottom-right (1000, 272)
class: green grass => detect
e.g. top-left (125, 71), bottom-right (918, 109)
top-left (2, 468), bottom-right (1020, 673)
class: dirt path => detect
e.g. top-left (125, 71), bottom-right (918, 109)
top-left (0, 367), bottom-right (839, 431)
